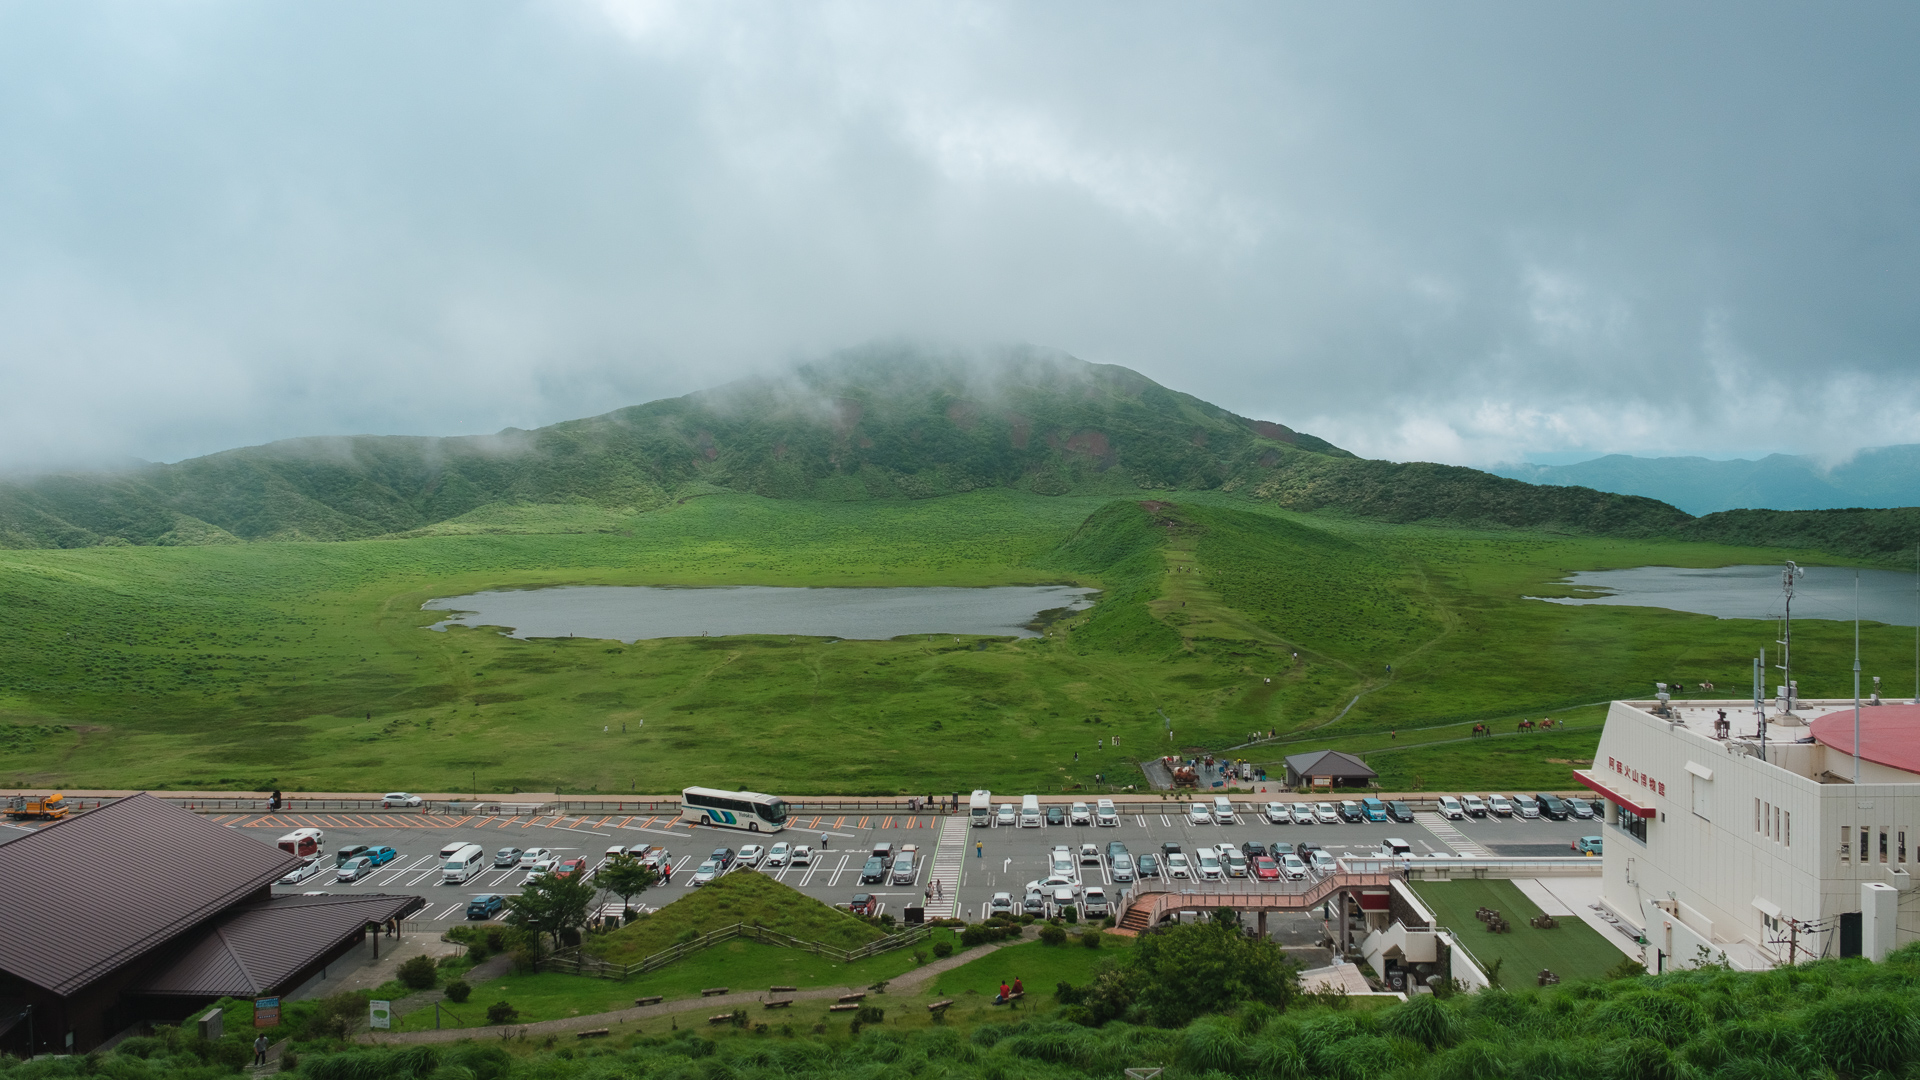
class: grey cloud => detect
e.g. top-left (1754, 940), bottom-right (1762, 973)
top-left (0, 0), bottom-right (1915, 471)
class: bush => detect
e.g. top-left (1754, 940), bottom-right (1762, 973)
top-left (1805, 991), bottom-right (1920, 1076)
top-left (486, 1001), bottom-right (519, 1025)
top-left (854, 1005), bottom-right (885, 1024)
top-left (1039, 924), bottom-right (1068, 946)
top-left (397, 954), bottom-right (440, 990)
top-left (1382, 993), bottom-right (1461, 1050)
top-left (1079, 930), bottom-right (1102, 949)
top-left (444, 980), bottom-right (471, 1003)
top-left (932, 941), bottom-right (954, 959)
top-left (278, 1050), bottom-right (298, 1073)
top-left (1062, 906), bottom-right (1078, 924)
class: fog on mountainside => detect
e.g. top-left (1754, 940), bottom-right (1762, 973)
top-left (1494, 445), bottom-right (1920, 515)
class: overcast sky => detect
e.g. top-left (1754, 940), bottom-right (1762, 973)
top-left (2, 1), bottom-right (1916, 472)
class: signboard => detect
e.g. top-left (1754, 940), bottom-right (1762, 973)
top-left (254, 997), bottom-right (280, 1028)
top-left (198, 1008), bottom-right (223, 1041)
top-left (369, 1000), bottom-right (391, 1030)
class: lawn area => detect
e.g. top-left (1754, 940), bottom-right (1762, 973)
top-left (930, 936), bottom-right (1116, 1001)
top-left (1411, 879), bottom-right (1626, 990)
top-left (584, 872), bottom-right (885, 965)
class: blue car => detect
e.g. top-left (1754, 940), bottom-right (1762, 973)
top-left (466, 894), bottom-right (505, 919)
top-left (364, 845), bottom-right (399, 867)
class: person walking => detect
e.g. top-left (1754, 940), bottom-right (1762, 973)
top-left (976, 841), bottom-right (983, 859)
top-left (253, 1035), bottom-right (269, 1066)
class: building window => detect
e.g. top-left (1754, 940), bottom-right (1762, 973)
top-left (1842, 827), bottom-right (1852, 862)
top-left (1863, 828), bottom-right (1872, 866)
top-left (1785, 812), bottom-right (1791, 848)
top-left (1755, 798), bottom-right (1761, 833)
top-left (1900, 830), bottom-right (1906, 863)
top-left (1620, 809), bottom-right (1648, 843)
top-left (1881, 828), bottom-right (1890, 864)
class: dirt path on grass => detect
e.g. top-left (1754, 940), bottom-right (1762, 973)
top-left (359, 940), bottom-right (1017, 1045)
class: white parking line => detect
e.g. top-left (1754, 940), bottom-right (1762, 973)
top-left (405, 866), bottom-right (442, 886)
top-left (1158, 815), bottom-right (1172, 827)
top-left (371, 856), bottom-right (434, 886)
top-left (827, 854), bottom-right (852, 887)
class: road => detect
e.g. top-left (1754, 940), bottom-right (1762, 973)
top-left (215, 797), bottom-right (1602, 928)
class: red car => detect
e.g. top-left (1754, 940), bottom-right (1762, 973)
top-left (848, 893), bottom-right (877, 916)
top-left (1252, 856), bottom-right (1281, 881)
top-left (554, 858), bottom-right (588, 879)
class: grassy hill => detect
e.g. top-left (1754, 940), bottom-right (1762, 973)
top-left (585, 870), bottom-right (886, 965)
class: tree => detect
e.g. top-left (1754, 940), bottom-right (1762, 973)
top-left (504, 865), bottom-right (596, 965)
top-left (1128, 919), bottom-right (1302, 1027)
top-left (593, 854), bottom-right (660, 917)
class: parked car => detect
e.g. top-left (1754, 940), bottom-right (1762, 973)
top-left (736, 844), bottom-right (765, 867)
top-left (789, 845), bottom-right (814, 867)
top-left (1309, 850), bottom-right (1337, 875)
top-left (850, 893), bottom-right (878, 916)
top-left (1462, 795), bottom-right (1488, 818)
top-left (691, 859), bottom-right (721, 886)
top-left (1079, 843), bottom-right (1102, 865)
top-left (1511, 794), bottom-right (1540, 819)
top-left (1265, 802), bottom-right (1291, 824)
top-left (1023, 889), bottom-right (1047, 916)
top-left (996, 804), bottom-right (1016, 827)
top-left (1280, 853), bottom-right (1308, 880)
top-left (1046, 804), bottom-right (1066, 827)
top-left (1534, 793), bottom-right (1569, 821)
top-left (1166, 852), bottom-right (1192, 879)
top-left (1576, 836), bottom-right (1604, 855)
top-left (334, 845), bottom-right (372, 868)
top-left (869, 842), bottom-right (893, 867)
top-left (1050, 885), bottom-right (1078, 914)
top-left (987, 892), bottom-right (1014, 918)
top-left (630, 845), bottom-right (668, 867)
top-left (1243, 841), bottom-right (1268, 858)
top-left (765, 842), bottom-right (791, 867)
top-left (1111, 853), bottom-right (1135, 882)
top-left (1083, 887), bottom-right (1110, 919)
top-left (1196, 850), bottom-right (1223, 880)
top-left (362, 845), bottom-right (398, 868)
top-left (1252, 856), bottom-right (1280, 880)
top-left (1387, 801), bottom-right (1416, 823)
top-left (1488, 794), bottom-right (1514, 817)
top-left (710, 847), bottom-right (738, 870)
top-left (1070, 802), bottom-right (1092, 826)
top-left (1136, 852), bottom-right (1161, 878)
top-left (279, 858), bottom-right (323, 885)
top-left (860, 856), bottom-right (887, 884)
top-left (1223, 847), bottom-right (1248, 878)
top-left (1437, 796), bottom-right (1465, 820)
top-left (336, 856), bottom-right (375, 883)
top-left (1025, 874), bottom-right (1079, 897)
top-left (1338, 801), bottom-right (1364, 823)
top-left (554, 858), bottom-right (587, 879)
top-left (1096, 799), bottom-right (1119, 826)
top-left (382, 793), bottom-right (423, 808)
top-left (1188, 802), bottom-right (1212, 825)
top-left (1290, 802), bottom-right (1315, 823)
top-left (466, 894), bottom-right (504, 919)
top-left (1106, 840), bottom-right (1129, 860)
top-left (1568, 798), bottom-right (1596, 820)
top-left (1314, 803), bottom-right (1339, 825)
top-left (890, 850), bottom-right (918, 885)
top-left (1294, 841), bottom-right (1324, 861)
top-left (518, 848), bottom-right (554, 868)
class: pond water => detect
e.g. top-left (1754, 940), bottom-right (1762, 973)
top-left (421, 584), bottom-right (1098, 642)
top-left (1530, 565), bottom-right (1920, 626)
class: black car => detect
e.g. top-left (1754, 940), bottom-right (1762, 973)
top-left (1046, 805), bottom-right (1066, 826)
top-left (711, 846), bottom-right (737, 869)
top-left (1294, 841), bottom-right (1323, 860)
top-left (334, 845), bottom-right (372, 869)
top-left (1337, 801), bottom-right (1365, 823)
top-left (1387, 800), bottom-right (1415, 823)
top-left (1136, 852), bottom-right (1161, 878)
top-left (1162, 841), bottom-right (1184, 860)
top-left (1243, 841), bottom-right (1268, 858)
top-left (1106, 841), bottom-right (1129, 861)
top-left (1534, 793), bottom-right (1569, 821)
top-left (859, 856), bottom-right (887, 884)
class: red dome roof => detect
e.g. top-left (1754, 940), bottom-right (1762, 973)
top-left (1810, 703), bottom-right (1920, 777)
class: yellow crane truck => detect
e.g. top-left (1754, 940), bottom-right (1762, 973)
top-left (4, 793), bottom-right (69, 820)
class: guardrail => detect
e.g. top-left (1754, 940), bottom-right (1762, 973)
top-left (545, 921), bottom-right (937, 980)
top-left (1337, 856), bottom-right (1602, 879)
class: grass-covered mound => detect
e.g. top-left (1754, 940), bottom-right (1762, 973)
top-left (583, 871), bottom-right (887, 966)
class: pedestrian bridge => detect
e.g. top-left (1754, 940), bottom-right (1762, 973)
top-left (1114, 871), bottom-right (1398, 935)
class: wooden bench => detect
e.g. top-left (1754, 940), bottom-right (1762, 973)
top-left (575, 1029), bottom-right (610, 1040)
top-left (763, 999), bottom-right (793, 1010)
top-left (700, 987), bottom-right (730, 997)
top-left (708, 1014), bottom-right (734, 1025)
top-left (836, 993), bottom-right (865, 1004)
top-left (828, 1003), bottom-right (862, 1013)
top-left (927, 1000), bottom-right (955, 1013)
top-left (769, 985), bottom-right (798, 993)
top-left (992, 992), bottom-right (1025, 1006)
top-left (633, 996), bottom-right (663, 1007)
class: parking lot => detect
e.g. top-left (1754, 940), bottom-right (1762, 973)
top-left (221, 795), bottom-right (1600, 929)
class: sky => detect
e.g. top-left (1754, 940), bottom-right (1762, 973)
top-left (2, 1), bottom-right (1917, 473)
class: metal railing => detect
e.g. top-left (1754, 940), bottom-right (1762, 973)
top-left (544, 921), bottom-right (937, 980)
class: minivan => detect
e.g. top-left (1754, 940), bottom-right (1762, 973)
top-left (1095, 799), bottom-right (1119, 827)
top-left (441, 843), bottom-right (485, 884)
top-left (1381, 838), bottom-right (1413, 858)
top-left (1212, 797), bottom-right (1235, 825)
top-left (1361, 798), bottom-right (1388, 822)
top-left (890, 849), bottom-right (917, 885)
top-left (1534, 793), bottom-right (1569, 821)
top-left (1020, 795), bottom-right (1042, 828)
top-left (1511, 794), bottom-right (1540, 819)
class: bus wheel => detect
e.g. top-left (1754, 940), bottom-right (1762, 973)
top-left (749, 823), bottom-right (758, 832)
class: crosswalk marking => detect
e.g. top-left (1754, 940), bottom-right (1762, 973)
top-left (1415, 812), bottom-right (1492, 856)
top-left (924, 817), bottom-right (967, 918)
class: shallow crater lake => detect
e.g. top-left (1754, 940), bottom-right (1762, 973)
top-left (421, 584), bottom-right (1098, 642)
top-left (1530, 564), bottom-right (1919, 626)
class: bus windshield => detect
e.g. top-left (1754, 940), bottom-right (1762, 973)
top-left (759, 799), bottom-right (788, 824)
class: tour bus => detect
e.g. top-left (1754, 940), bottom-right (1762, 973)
top-left (681, 787), bottom-right (790, 833)
top-left (442, 843), bottom-right (485, 884)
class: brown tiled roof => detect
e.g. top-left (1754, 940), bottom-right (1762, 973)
top-left (1283, 749), bottom-right (1377, 779)
top-left (131, 893), bottom-right (426, 997)
top-left (0, 793), bottom-right (301, 996)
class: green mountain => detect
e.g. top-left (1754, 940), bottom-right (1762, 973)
top-left (2, 343), bottom-right (1913, 560)
top-left (1494, 444), bottom-right (1920, 514)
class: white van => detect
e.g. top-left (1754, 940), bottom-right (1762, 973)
top-left (1020, 795), bottom-right (1042, 828)
top-left (441, 843), bottom-right (485, 884)
top-left (969, 790), bottom-right (992, 828)
top-left (439, 841), bottom-right (469, 860)
top-left (1212, 796), bottom-right (1235, 824)
top-left (1095, 799), bottom-right (1119, 827)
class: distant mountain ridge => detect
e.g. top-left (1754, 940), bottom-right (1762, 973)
top-left (1493, 445), bottom-right (1920, 515)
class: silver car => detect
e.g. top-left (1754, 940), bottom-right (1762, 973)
top-left (1111, 853), bottom-right (1136, 882)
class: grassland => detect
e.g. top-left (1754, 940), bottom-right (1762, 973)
top-left (584, 873), bottom-right (886, 965)
top-left (1411, 880), bottom-right (1625, 990)
top-left (1, 487), bottom-right (1912, 794)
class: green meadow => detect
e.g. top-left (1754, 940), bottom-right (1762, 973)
top-left (0, 489), bottom-right (1911, 795)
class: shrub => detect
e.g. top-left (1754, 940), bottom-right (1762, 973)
top-left (397, 954), bottom-right (439, 990)
top-left (1382, 993), bottom-right (1461, 1050)
top-left (1079, 930), bottom-right (1102, 948)
top-left (1805, 991), bottom-right (1920, 1076)
top-left (932, 941), bottom-right (954, 959)
top-left (960, 924), bottom-right (993, 947)
top-left (486, 1001), bottom-right (519, 1025)
top-left (1062, 906), bottom-right (1078, 924)
top-left (278, 1050), bottom-right (299, 1073)
top-left (1039, 924), bottom-right (1068, 946)
top-left (854, 1006), bottom-right (885, 1024)
top-left (444, 980), bottom-right (471, 1003)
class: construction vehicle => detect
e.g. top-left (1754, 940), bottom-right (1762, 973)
top-left (5, 793), bottom-right (69, 820)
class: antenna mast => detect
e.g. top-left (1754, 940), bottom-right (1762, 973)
top-left (1777, 562), bottom-right (1804, 713)
top-left (1854, 572), bottom-right (1861, 784)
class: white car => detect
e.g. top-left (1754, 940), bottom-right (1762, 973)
top-left (1079, 843), bottom-right (1101, 866)
top-left (1188, 802), bottom-right (1212, 825)
top-left (278, 858), bottom-right (323, 885)
top-left (1083, 887), bottom-right (1110, 919)
top-left (1511, 795), bottom-right (1541, 819)
top-left (605, 845), bottom-right (630, 859)
top-left (1212, 801), bottom-right (1236, 825)
top-left (1196, 850), bottom-right (1223, 880)
top-left (1488, 794), bottom-right (1514, 817)
top-left (1096, 799), bottom-right (1119, 827)
top-left (382, 792), bottom-right (423, 808)
top-left (1280, 853), bottom-right (1308, 880)
top-left (1462, 795), bottom-right (1488, 818)
top-left (1437, 796), bottom-right (1465, 820)
top-left (1264, 802), bottom-right (1290, 824)
top-left (765, 842), bottom-right (791, 867)
top-left (518, 847), bottom-right (553, 868)
top-left (1070, 802), bottom-right (1092, 826)
top-left (1290, 802), bottom-right (1315, 823)
top-left (691, 859), bottom-right (721, 886)
top-left (736, 844), bottom-right (765, 868)
top-left (1314, 803), bottom-right (1338, 825)
top-left (1025, 874), bottom-right (1079, 896)
top-left (789, 845), bottom-right (814, 867)
top-left (1310, 850), bottom-right (1337, 875)
top-left (996, 804), bottom-right (1016, 827)
top-left (1166, 852), bottom-right (1193, 879)
top-left (1223, 848), bottom-right (1248, 878)
top-left (521, 859), bottom-right (556, 884)
top-left (989, 892), bottom-right (1015, 917)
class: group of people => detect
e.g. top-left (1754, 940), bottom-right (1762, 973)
top-left (994, 977), bottom-right (1025, 1004)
